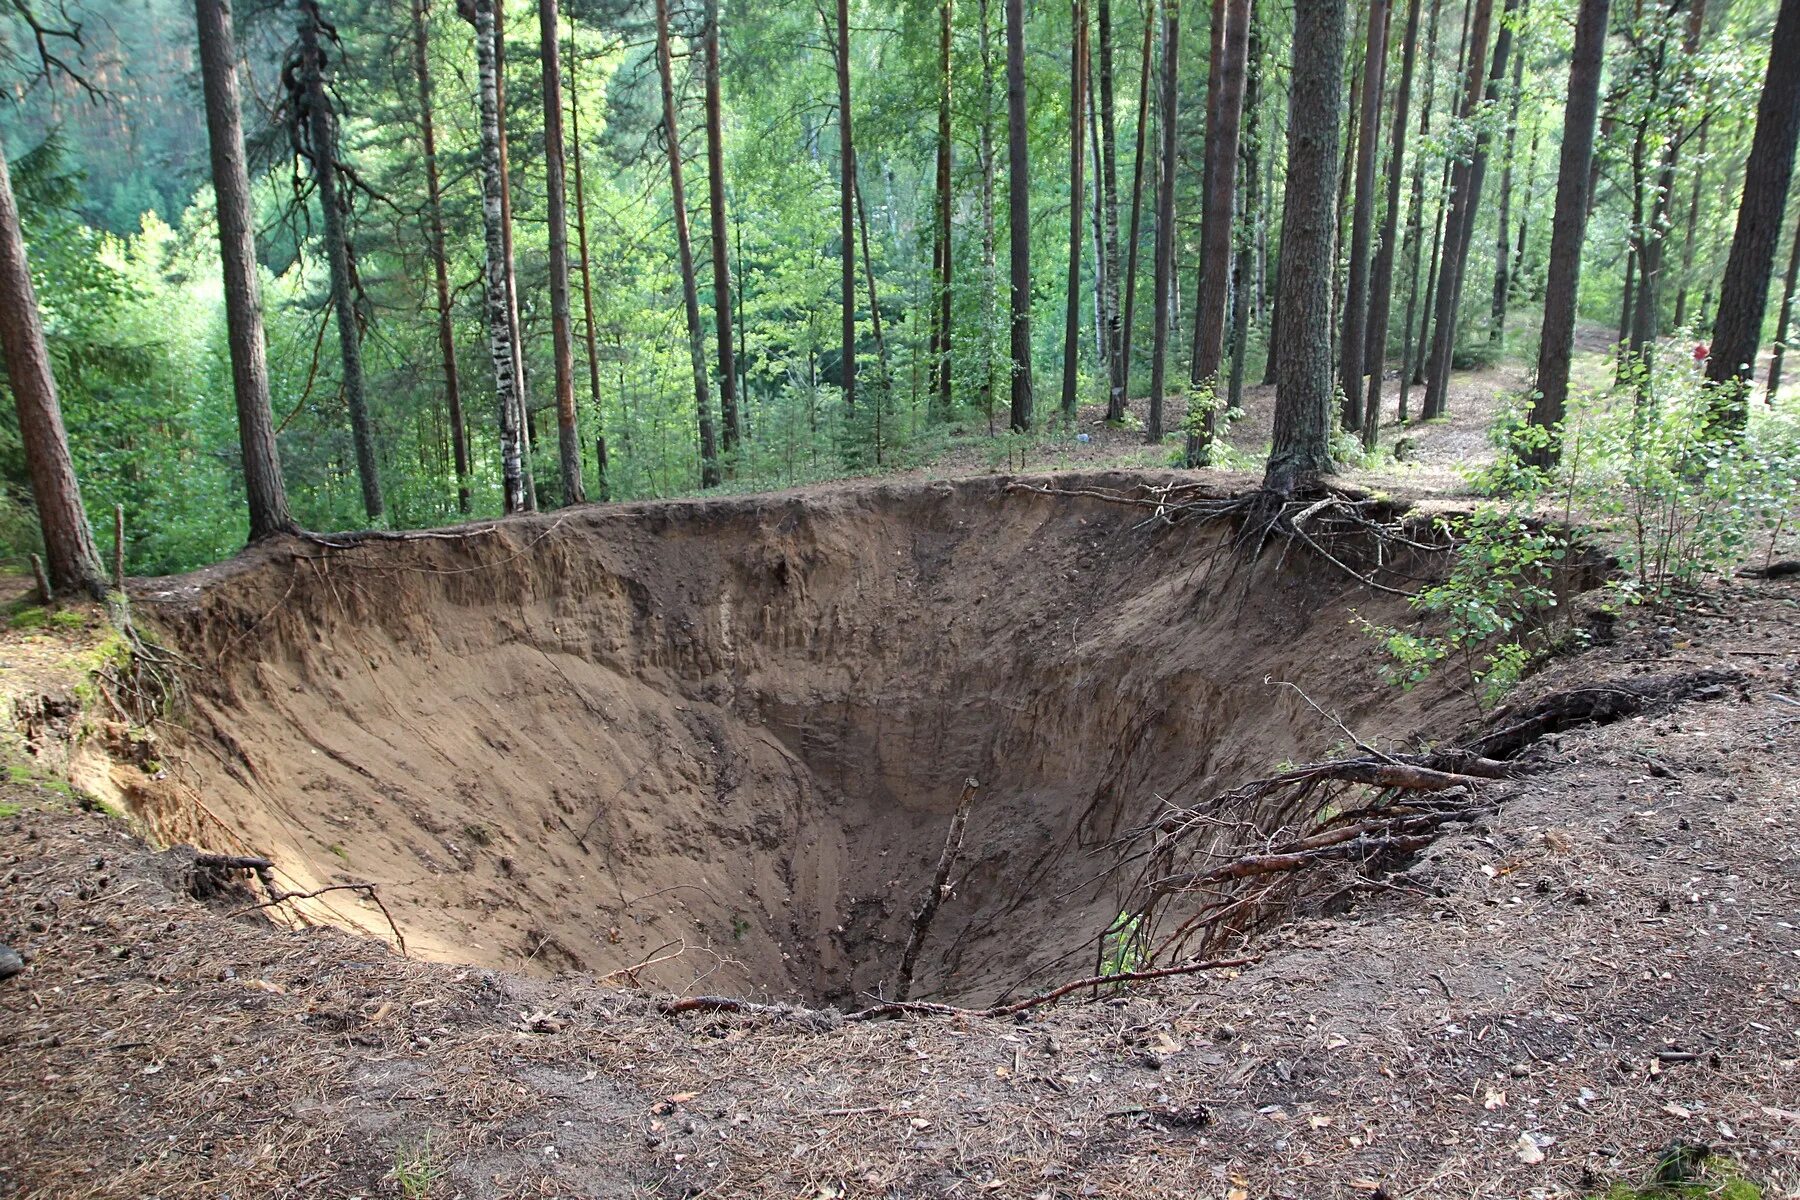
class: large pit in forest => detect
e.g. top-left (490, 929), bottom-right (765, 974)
top-left (126, 474), bottom-right (1454, 1007)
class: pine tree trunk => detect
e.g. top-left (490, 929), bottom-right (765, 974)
top-left (1421, 0), bottom-right (1509, 421)
top-left (1190, 0), bottom-right (1228, 379)
top-left (492, 2), bottom-right (535, 510)
top-left (1336, 0), bottom-right (1390, 434)
top-left (1405, 0), bottom-right (1466, 402)
top-left (1006, 0), bottom-right (1034, 430)
top-left (1707, 0), bottom-right (1800, 421)
top-left (1524, 0), bottom-right (1608, 466)
top-left (930, 0), bottom-right (954, 417)
top-left (1185, 0), bottom-right (1251, 465)
top-left (298, 0), bottom-right (383, 523)
top-left (1629, 0), bottom-right (1705, 372)
top-left (567, 25), bottom-right (608, 501)
top-left (1360, 0), bottom-right (1422, 447)
top-left (1487, 13), bottom-right (1527, 347)
top-left (1671, 119), bottom-right (1707, 330)
top-left (196, 0), bottom-right (295, 541)
top-left (1227, 21), bottom-right (1261, 415)
top-left (1062, 0), bottom-right (1089, 422)
top-left (979, 0), bottom-right (999, 430)
top-left (1146, 0), bottom-right (1179, 442)
top-left (1265, 0), bottom-right (1348, 496)
top-left (411, 0), bottom-right (469, 514)
top-left (0, 144), bottom-right (106, 596)
top-left (1768, 209), bottom-right (1800, 400)
top-left (853, 156), bottom-right (889, 376)
top-left (835, 0), bottom-right (857, 413)
top-left (537, 0), bottom-right (584, 506)
top-left (1097, 0), bottom-right (1125, 420)
top-left (704, 0), bottom-right (739, 456)
top-left (466, 0), bottom-right (525, 511)
top-left (655, 0), bottom-right (720, 485)
top-left (1118, 0), bottom-right (1155, 417)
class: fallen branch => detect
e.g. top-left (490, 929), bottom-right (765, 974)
top-left (228, 881), bottom-right (407, 957)
top-left (894, 777), bottom-right (978, 1002)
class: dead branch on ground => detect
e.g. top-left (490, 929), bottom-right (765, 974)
top-left (893, 777), bottom-right (978, 1002)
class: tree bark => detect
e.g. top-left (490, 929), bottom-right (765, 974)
top-left (465, 0), bottom-right (525, 511)
top-left (567, 24), bottom-right (608, 500)
top-left (1524, 0), bottom-right (1608, 466)
top-left (1487, 14), bottom-right (1527, 348)
top-left (931, 0), bottom-right (954, 417)
top-left (1264, 0), bottom-right (1347, 496)
top-left (1360, 0), bottom-right (1422, 448)
top-left (977, 0), bottom-right (999, 430)
top-left (1062, 0), bottom-right (1089, 422)
top-left (1405, 0), bottom-right (1469, 404)
top-left (537, 0), bottom-right (584, 505)
top-left (1768, 208), bottom-right (1800, 400)
top-left (1146, 0), bottom-right (1179, 442)
top-left (410, 0), bottom-right (469, 513)
top-left (195, 0), bottom-right (295, 542)
top-left (1097, 0), bottom-right (1125, 420)
top-left (1006, 0), bottom-right (1034, 430)
top-left (0, 143), bottom-right (106, 596)
top-left (656, 0), bottom-right (720, 485)
top-left (1186, 0), bottom-right (1253, 465)
top-left (464, 0), bottom-right (522, 510)
top-left (493, 2), bottom-right (535, 510)
top-left (1227, 21), bottom-right (1261, 415)
top-left (1706, 0), bottom-right (1800, 423)
top-left (1336, 0), bottom-right (1391, 434)
top-left (703, 0), bottom-right (739, 457)
top-left (1420, 0), bottom-right (1509, 421)
top-left (298, 0), bottom-right (383, 523)
top-left (1118, 0), bottom-right (1155, 417)
top-left (835, 0), bottom-right (857, 413)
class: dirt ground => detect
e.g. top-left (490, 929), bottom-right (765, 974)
top-left (2, 363), bottom-right (1798, 1198)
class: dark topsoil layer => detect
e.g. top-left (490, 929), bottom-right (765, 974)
top-left (0, 476), bottom-right (1797, 1197)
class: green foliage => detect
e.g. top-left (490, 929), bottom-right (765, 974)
top-left (390, 1133), bottom-right (445, 1199)
top-left (1360, 505), bottom-right (1569, 714)
top-left (1100, 911), bottom-right (1147, 978)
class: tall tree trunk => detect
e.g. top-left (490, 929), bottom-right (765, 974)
top-left (1501, 108), bottom-right (1541, 339)
top-left (655, 0), bottom-right (720, 484)
top-left (931, 0), bottom-right (954, 417)
top-left (1336, 0), bottom-right (1390, 433)
top-left (1190, 0), bottom-right (1228, 377)
top-left (1768, 209), bottom-right (1800, 400)
top-left (196, 0), bottom-right (295, 541)
top-left (0, 143), bottom-right (106, 595)
top-left (298, 0), bottom-right (383, 523)
top-left (1331, 35), bottom-right (1362, 379)
top-left (1421, 0), bottom-right (1510, 421)
top-left (1146, 0), bottom-right (1179, 441)
top-left (465, 0), bottom-right (524, 511)
top-left (1405, 0), bottom-right (1468, 401)
top-left (1097, 0), bottom-right (1124, 420)
top-left (1187, 0), bottom-right (1252, 465)
top-left (1628, 0), bottom-right (1704, 375)
top-left (979, 0), bottom-right (999, 430)
top-left (1524, 0), bottom-right (1608, 466)
top-left (1671, 118), bottom-right (1707, 330)
top-left (567, 23), bottom-right (608, 500)
top-left (411, 0), bottom-right (469, 514)
top-left (493, 2), bottom-right (535, 510)
top-left (836, 0), bottom-right (857, 412)
top-left (1227, 20), bottom-right (1261, 415)
top-left (1118, 0), bottom-right (1155, 417)
top-left (1063, 0), bottom-right (1089, 421)
top-left (853, 156), bottom-right (889, 375)
top-left (1006, 0), bottom-right (1034, 430)
top-left (1706, 0), bottom-right (1800, 423)
top-left (537, 0), bottom-right (584, 505)
top-left (1265, 0), bottom-right (1348, 496)
top-left (703, 0), bottom-right (739, 456)
top-left (1360, 0), bottom-right (1422, 448)
top-left (1487, 9), bottom-right (1527, 347)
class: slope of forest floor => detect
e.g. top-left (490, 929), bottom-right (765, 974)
top-left (1, 473), bottom-right (1797, 1197)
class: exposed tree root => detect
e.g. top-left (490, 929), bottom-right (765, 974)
top-left (1465, 668), bottom-right (1742, 760)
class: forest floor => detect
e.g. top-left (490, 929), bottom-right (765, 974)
top-left (2, 362), bottom-right (1799, 1200)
